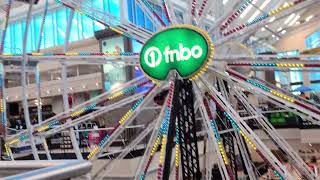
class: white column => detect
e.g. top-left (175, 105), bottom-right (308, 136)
top-left (62, 10), bottom-right (83, 160)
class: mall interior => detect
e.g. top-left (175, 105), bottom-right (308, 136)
top-left (0, 0), bottom-right (320, 179)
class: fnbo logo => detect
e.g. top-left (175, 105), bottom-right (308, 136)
top-left (140, 25), bottom-right (214, 81)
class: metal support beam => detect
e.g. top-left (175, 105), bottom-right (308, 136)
top-left (173, 80), bottom-right (201, 179)
top-left (199, 76), bottom-right (295, 179)
top-left (193, 83), bottom-right (231, 180)
top-left (95, 121), bottom-right (156, 180)
top-left (62, 9), bottom-right (83, 160)
top-left (93, 84), bottom-right (162, 159)
top-left (234, 89), bottom-right (318, 179)
top-left (21, 0), bottom-right (39, 160)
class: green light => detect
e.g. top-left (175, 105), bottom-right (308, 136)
top-left (140, 25), bottom-right (213, 81)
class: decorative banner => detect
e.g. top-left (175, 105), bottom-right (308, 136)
top-left (140, 25), bottom-right (214, 81)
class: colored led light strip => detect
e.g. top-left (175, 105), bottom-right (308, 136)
top-left (191, 0), bottom-right (197, 16)
top-left (161, 0), bottom-right (171, 24)
top-left (273, 170), bottom-right (284, 180)
top-left (220, 0), bottom-right (254, 31)
top-left (203, 100), bottom-right (229, 162)
top-left (223, 0), bottom-right (305, 36)
top-left (4, 143), bottom-right (11, 160)
top-left (206, 94), bottom-right (258, 151)
top-left (228, 62), bottom-right (307, 68)
top-left (19, 134), bottom-right (30, 142)
top-left (247, 78), bottom-right (301, 104)
top-left (0, 52), bottom-right (139, 57)
top-left (70, 104), bottom-right (97, 118)
top-left (174, 120), bottom-right (179, 180)
top-left (270, 90), bottom-right (294, 103)
top-left (141, 0), bottom-right (167, 27)
top-left (247, 78), bottom-right (294, 102)
top-left (54, 0), bottom-right (145, 44)
top-left (157, 81), bottom-right (174, 180)
top-left (246, 79), bottom-right (271, 92)
top-left (198, 0), bottom-right (208, 17)
top-left (0, 95), bottom-right (4, 130)
top-left (140, 81), bottom-right (174, 180)
top-left (87, 85), bottom-right (156, 159)
top-left (0, 80), bottom-right (6, 134)
top-left (203, 98), bottom-right (235, 179)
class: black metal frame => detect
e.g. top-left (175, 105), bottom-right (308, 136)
top-left (162, 79), bottom-right (201, 180)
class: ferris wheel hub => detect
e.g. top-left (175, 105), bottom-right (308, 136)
top-left (139, 25), bottom-right (214, 81)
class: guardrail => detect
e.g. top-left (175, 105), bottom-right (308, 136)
top-left (2, 160), bottom-right (92, 180)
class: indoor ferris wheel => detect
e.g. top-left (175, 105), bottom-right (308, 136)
top-left (1, 0), bottom-right (320, 179)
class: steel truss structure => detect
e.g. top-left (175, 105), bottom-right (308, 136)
top-left (1, 0), bottom-right (320, 179)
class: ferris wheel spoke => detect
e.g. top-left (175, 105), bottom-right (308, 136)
top-left (209, 66), bottom-right (320, 123)
top-left (196, 79), bottom-right (260, 180)
top-left (251, 76), bottom-right (320, 110)
top-left (5, 76), bottom-right (149, 143)
top-left (137, 0), bottom-right (167, 27)
top-left (212, 66), bottom-right (320, 123)
top-left (215, 72), bottom-right (317, 178)
top-left (89, 83), bottom-right (163, 160)
top-left (212, 53), bottom-right (320, 63)
top-left (0, 53), bottom-right (140, 65)
top-left (199, 76), bottom-right (295, 180)
top-left (133, 81), bottom-right (174, 180)
top-left (222, 0), bottom-right (309, 37)
top-left (224, 68), bottom-right (320, 124)
top-left (219, 0), bottom-right (255, 32)
top-left (193, 83), bottom-right (235, 180)
top-left (214, 0), bottom-right (318, 46)
top-left (94, 120), bottom-right (156, 180)
top-left (163, 0), bottom-right (178, 25)
top-left (232, 89), bottom-right (318, 179)
top-left (196, 0), bottom-right (209, 19)
top-left (5, 90), bottom-right (146, 154)
top-left (226, 58), bottom-right (320, 71)
top-left (207, 0), bottom-right (245, 35)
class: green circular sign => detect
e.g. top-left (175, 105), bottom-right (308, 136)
top-left (140, 25), bottom-right (214, 81)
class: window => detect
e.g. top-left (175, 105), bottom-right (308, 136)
top-left (56, 8), bottom-right (67, 45)
top-left (81, 15), bottom-right (94, 39)
top-left (33, 16), bottom-right (44, 49)
top-left (3, 0), bottom-right (153, 54)
top-left (127, 0), bottom-right (157, 31)
top-left (44, 13), bottom-right (55, 48)
top-left (305, 30), bottom-right (320, 83)
top-left (14, 23), bottom-right (23, 53)
top-left (108, 0), bottom-right (120, 18)
top-left (4, 25), bottom-right (12, 53)
top-left (306, 31), bottom-right (320, 49)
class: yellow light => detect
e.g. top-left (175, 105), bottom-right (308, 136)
top-left (110, 27), bottom-right (124, 35)
top-left (32, 53), bottom-right (42, 56)
top-left (2, 54), bottom-right (13, 56)
top-left (9, 139), bottom-right (19, 145)
top-left (66, 52), bottom-right (79, 56)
